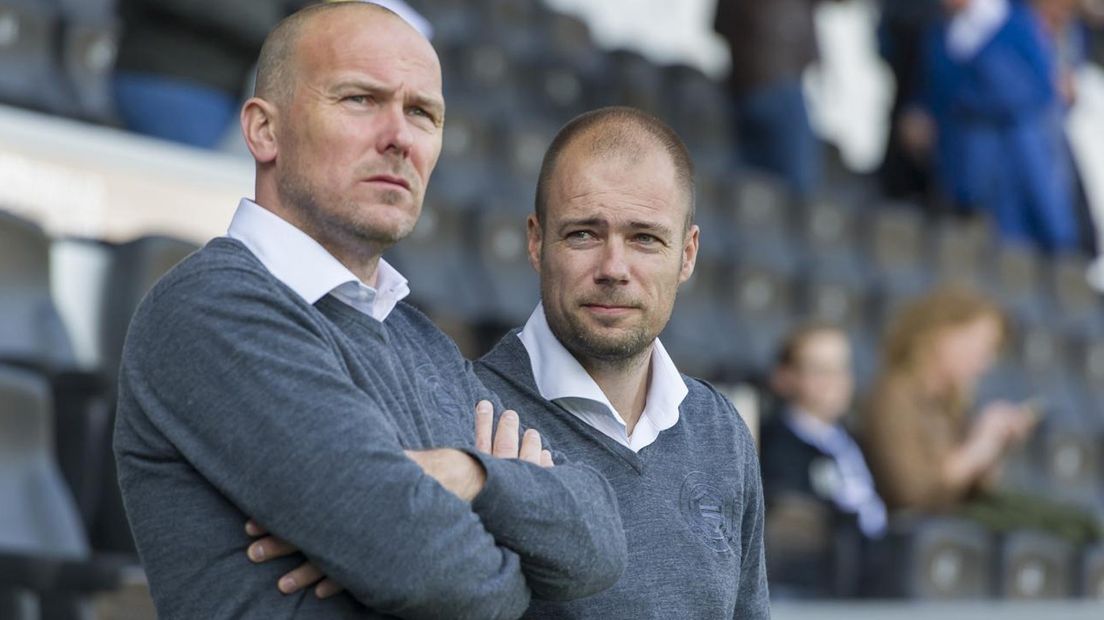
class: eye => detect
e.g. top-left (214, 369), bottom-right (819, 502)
top-left (566, 230), bottom-right (595, 242)
top-left (633, 233), bottom-right (661, 245)
top-left (343, 94), bottom-right (373, 105)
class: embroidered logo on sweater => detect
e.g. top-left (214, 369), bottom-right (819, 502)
top-left (679, 471), bottom-right (739, 553)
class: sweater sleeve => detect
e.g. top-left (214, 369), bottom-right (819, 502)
top-left (120, 267), bottom-right (530, 620)
top-left (727, 400), bottom-right (771, 619)
top-left (459, 360), bottom-right (628, 601)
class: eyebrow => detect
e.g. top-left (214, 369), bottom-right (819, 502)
top-left (558, 217), bottom-right (673, 238)
top-left (330, 79), bottom-right (445, 119)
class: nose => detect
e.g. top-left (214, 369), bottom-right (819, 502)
top-left (595, 239), bottom-right (630, 285)
top-left (375, 102), bottom-right (414, 157)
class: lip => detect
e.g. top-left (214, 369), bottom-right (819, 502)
top-left (582, 304), bottom-right (637, 316)
top-left (363, 175), bottom-right (411, 191)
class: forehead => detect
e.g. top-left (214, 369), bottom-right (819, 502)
top-left (798, 331), bottom-right (850, 358)
top-left (298, 10), bottom-right (442, 94)
top-left (549, 144), bottom-right (686, 226)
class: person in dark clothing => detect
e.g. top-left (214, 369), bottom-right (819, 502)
top-left (760, 323), bottom-right (886, 597)
top-left (876, 0), bottom-right (944, 203)
top-left (713, 0), bottom-right (838, 197)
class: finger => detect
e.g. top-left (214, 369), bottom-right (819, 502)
top-left (475, 400), bottom-right (494, 453)
top-left (315, 579), bottom-right (345, 599)
top-left (248, 536), bottom-right (299, 563)
top-left (540, 449), bottom-right (554, 468)
top-left (519, 428), bottom-right (543, 464)
top-left (492, 410), bottom-right (520, 459)
top-left (245, 519), bottom-right (268, 537)
top-left (278, 562), bottom-right (324, 594)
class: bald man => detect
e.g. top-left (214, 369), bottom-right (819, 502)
top-left (113, 4), bottom-right (625, 619)
top-left (474, 107), bottom-right (769, 617)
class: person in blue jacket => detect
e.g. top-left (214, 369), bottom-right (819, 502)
top-left (923, 0), bottom-right (1078, 253)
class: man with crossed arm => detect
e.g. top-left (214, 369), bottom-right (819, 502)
top-left (113, 4), bottom-right (625, 618)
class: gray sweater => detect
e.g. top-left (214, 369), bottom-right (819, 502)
top-left (476, 332), bottom-right (770, 619)
top-left (114, 238), bottom-right (626, 619)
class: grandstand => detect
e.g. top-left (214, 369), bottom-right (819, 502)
top-left (1, 0), bottom-right (1103, 618)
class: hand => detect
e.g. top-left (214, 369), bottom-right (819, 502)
top-left (474, 400), bottom-right (554, 467)
top-left (244, 519), bottom-right (344, 598)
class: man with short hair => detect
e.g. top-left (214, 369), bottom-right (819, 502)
top-left (475, 107), bottom-right (770, 617)
top-left (113, 4), bottom-right (625, 618)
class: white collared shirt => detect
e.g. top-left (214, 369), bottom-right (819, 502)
top-left (947, 0), bottom-right (1010, 61)
top-left (518, 304), bottom-right (688, 453)
top-left (227, 198), bottom-right (410, 322)
top-left (784, 408), bottom-right (887, 538)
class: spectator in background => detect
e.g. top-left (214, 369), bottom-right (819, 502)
top-left (713, 0), bottom-right (837, 198)
top-left (113, 0), bottom-right (298, 148)
top-left (861, 287), bottom-right (1100, 544)
top-left (876, 0), bottom-right (943, 204)
top-left (761, 323), bottom-right (886, 597)
top-left (763, 323), bottom-right (886, 541)
top-left (921, 0), bottom-right (1079, 253)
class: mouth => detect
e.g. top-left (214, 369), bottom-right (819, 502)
top-left (581, 303), bottom-right (639, 316)
top-left (363, 175), bottom-right (411, 191)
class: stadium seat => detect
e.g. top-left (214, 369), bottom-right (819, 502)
top-left (727, 172), bottom-right (800, 273)
top-left (729, 261), bottom-right (795, 380)
top-left (865, 203), bottom-right (930, 297)
top-left (0, 0), bottom-right (65, 113)
top-left (472, 206), bottom-right (539, 326)
top-left (0, 364), bottom-right (124, 620)
top-left (798, 195), bottom-right (863, 276)
top-left (386, 203), bottom-right (489, 322)
top-left (996, 530), bottom-right (1076, 599)
top-left (58, 9), bottom-right (119, 123)
top-left (990, 243), bottom-right (1047, 325)
top-left (602, 49), bottom-right (666, 117)
top-left (873, 516), bottom-right (993, 599)
top-left (1048, 254), bottom-right (1104, 338)
top-left (662, 64), bottom-right (732, 176)
top-left (930, 216), bottom-right (992, 289)
top-left (1080, 544), bottom-right (1104, 598)
top-left (662, 256), bottom-right (738, 381)
top-left (0, 210), bottom-right (76, 368)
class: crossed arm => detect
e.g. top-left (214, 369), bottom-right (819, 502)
top-left (126, 271), bottom-right (625, 617)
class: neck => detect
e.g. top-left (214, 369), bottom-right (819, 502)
top-left (257, 192), bottom-right (384, 286)
top-left (579, 347), bottom-right (653, 436)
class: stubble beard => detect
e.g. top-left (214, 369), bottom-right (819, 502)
top-left (277, 167), bottom-right (418, 255)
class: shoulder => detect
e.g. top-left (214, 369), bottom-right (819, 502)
top-left (680, 376), bottom-right (758, 453)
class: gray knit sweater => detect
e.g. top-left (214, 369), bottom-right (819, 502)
top-left (476, 332), bottom-right (771, 619)
top-left (114, 238), bottom-right (626, 619)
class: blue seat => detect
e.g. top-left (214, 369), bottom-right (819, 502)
top-left (996, 530), bottom-right (1076, 599)
top-left (0, 0), bottom-right (66, 113)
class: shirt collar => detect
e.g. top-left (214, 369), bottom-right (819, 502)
top-left (226, 198), bottom-right (409, 320)
top-left (518, 303), bottom-right (689, 436)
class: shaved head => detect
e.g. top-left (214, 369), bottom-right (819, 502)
top-left (535, 107), bottom-right (696, 230)
top-left (254, 2), bottom-right (418, 106)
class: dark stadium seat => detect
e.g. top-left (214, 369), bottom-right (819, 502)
top-left (865, 203), bottom-right (931, 296)
top-left (0, 210), bottom-right (76, 368)
top-left (996, 530), bottom-right (1076, 599)
top-left (729, 261), bottom-right (795, 380)
top-left (1047, 254), bottom-right (1104, 338)
top-left (386, 202), bottom-right (489, 322)
top-left (602, 49), bottom-right (666, 117)
top-left (58, 0), bottom-right (119, 123)
top-left (727, 172), bottom-right (800, 273)
top-left (662, 256), bottom-right (738, 381)
top-left (472, 206), bottom-right (539, 327)
top-left (0, 0), bottom-right (65, 113)
top-left (930, 216), bottom-right (992, 289)
top-left (1080, 544), bottom-right (1104, 598)
top-left (873, 516), bottom-right (993, 599)
top-left (798, 195), bottom-right (863, 276)
top-left (990, 243), bottom-right (1048, 325)
top-left (0, 364), bottom-right (124, 620)
top-left (662, 64), bottom-right (732, 176)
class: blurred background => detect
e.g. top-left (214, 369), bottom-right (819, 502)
top-left (2, 0), bottom-right (1104, 618)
